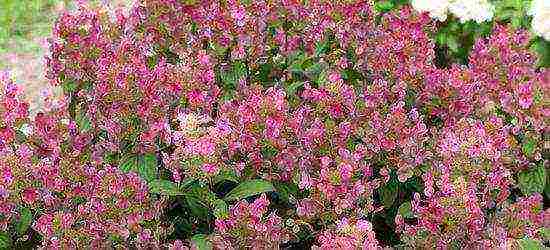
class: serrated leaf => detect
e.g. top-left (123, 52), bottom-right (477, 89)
top-left (149, 180), bottom-right (185, 196)
top-left (0, 232), bottom-right (11, 249)
top-left (191, 234), bottom-right (212, 250)
top-left (224, 180), bottom-right (274, 201)
top-left (398, 201), bottom-right (414, 219)
top-left (16, 207), bottom-right (32, 235)
top-left (119, 155), bottom-right (136, 173)
top-left (518, 164), bottom-right (546, 196)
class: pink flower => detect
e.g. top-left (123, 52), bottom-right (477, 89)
top-left (22, 188), bottom-right (39, 204)
top-left (201, 163), bottom-right (219, 175)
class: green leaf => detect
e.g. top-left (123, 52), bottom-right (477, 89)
top-left (138, 154), bottom-right (157, 182)
top-left (274, 181), bottom-right (299, 203)
top-left (119, 154), bottom-right (157, 182)
top-left (541, 227), bottom-right (550, 241)
top-left (75, 112), bottom-right (92, 132)
top-left (435, 32), bottom-right (448, 45)
top-left (185, 195), bottom-right (209, 218)
top-left (0, 232), bottom-right (11, 249)
top-left (214, 168), bottom-right (239, 184)
top-left (518, 164), bottom-right (546, 196)
top-left (15, 207), bottom-right (32, 235)
top-left (191, 234), bottom-right (212, 250)
top-left (220, 61), bottom-right (248, 90)
top-left (397, 201), bottom-right (414, 219)
top-left (545, 172), bottom-right (550, 200)
top-left (213, 199), bottom-right (229, 219)
top-left (285, 81), bottom-right (304, 98)
top-left (379, 180), bottom-right (398, 208)
top-left (447, 35), bottom-right (460, 53)
top-left (224, 179), bottom-right (274, 201)
top-left (374, 1), bottom-right (394, 12)
top-left (518, 238), bottom-right (543, 250)
top-left (149, 180), bottom-right (185, 196)
top-left (62, 80), bottom-right (77, 93)
top-left (522, 137), bottom-right (537, 157)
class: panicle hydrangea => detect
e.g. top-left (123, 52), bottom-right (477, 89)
top-left (1, 72), bottom-right (165, 248)
top-left (1, 0), bottom-right (547, 248)
top-left (397, 117), bottom-right (546, 248)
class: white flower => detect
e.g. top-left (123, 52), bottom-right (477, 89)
top-left (19, 123), bottom-right (33, 136)
top-left (448, 0), bottom-right (494, 23)
top-left (411, 0), bottom-right (451, 21)
top-left (411, 0), bottom-right (494, 23)
top-left (529, 0), bottom-right (550, 41)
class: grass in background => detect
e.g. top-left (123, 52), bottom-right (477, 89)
top-left (0, 0), bottom-right (66, 54)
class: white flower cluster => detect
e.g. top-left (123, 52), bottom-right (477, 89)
top-left (529, 0), bottom-right (550, 41)
top-left (411, 0), bottom-right (495, 23)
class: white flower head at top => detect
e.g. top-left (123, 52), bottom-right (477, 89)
top-left (411, 0), bottom-right (451, 21)
top-left (528, 0), bottom-right (550, 41)
top-left (448, 0), bottom-right (495, 23)
top-left (411, 0), bottom-right (495, 24)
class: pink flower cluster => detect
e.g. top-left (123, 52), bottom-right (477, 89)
top-left (1, 0), bottom-right (548, 248)
top-left (212, 194), bottom-right (289, 249)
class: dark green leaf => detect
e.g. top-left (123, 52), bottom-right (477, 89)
top-left (274, 181), bottom-right (299, 203)
top-left (214, 168), bottom-right (239, 184)
top-left (518, 164), bottom-right (546, 195)
top-left (15, 207), bottom-right (32, 235)
top-left (224, 180), bottom-right (274, 201)
top-left (379, 181), bottom-right (398, 208)
top-left (119, 154), bottom-right (157, 182)
top-left (0, 232), bottom-right (11, 249)
top-left (149, 180), bottom-right (185, 196)
top-left (138, 154), bottom-right (157, 182)
top-left (185, 195), bottom-right (209, 218)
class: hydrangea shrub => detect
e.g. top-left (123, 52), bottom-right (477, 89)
top-left (1, 0), bottom-right (548, 249)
